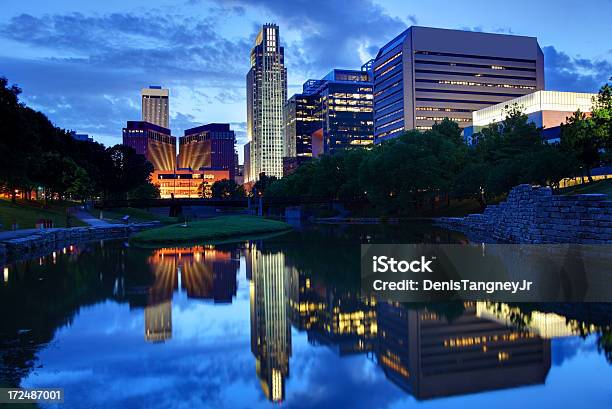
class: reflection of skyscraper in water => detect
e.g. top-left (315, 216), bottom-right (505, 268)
top-left (284, 264), bottom-right (377, 355)
top-left (285, 266), bottom-right (326, 331)
top-left (142, 246), bottom-right (239, 342)
top-left (249, 245), bottom-right (291, 402)
top-left (316, 291), bottom-right (377, 355)
top-left (376, 302), bottom-right (551, 400)
top-left (145, 300), bottom-right (172, 342)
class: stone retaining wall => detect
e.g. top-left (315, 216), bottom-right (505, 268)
top-left (0, 223), bottom-right (159, 263)
top-left (436, 184), bottom-right (612, 243)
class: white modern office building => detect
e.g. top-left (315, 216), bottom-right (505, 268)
top-left (246, 24), bottom-right (288, 181)
top-left (472, 90), bottom-right (597, 127)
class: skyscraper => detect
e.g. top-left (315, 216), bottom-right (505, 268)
top-left (179, 123), bottom-right (236, 180)
top-left (373, 26), bottom-right (544, 142)
top-left (282, 93), bottom-right (320, 175)
top-left (122, 121), bottom-right (176, 171)
top-left (312, 68), bottom-right (374, 153)
top-left (246, 24), bottom-right (287, 182)
top-left (282, 66), bottom-right (374, 175)
top-left (249, 245), bottom-right (291, 402)
top-left (142, 86), bottom-right (170, 129)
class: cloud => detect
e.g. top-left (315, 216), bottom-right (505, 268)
top-left (543, 46), bottom-right (612, 92)
top-left (220, 0), bottom-right (407, 77)
top-left (0, 10), bottom-right (251, 145)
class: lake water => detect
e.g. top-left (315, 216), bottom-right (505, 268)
top-left (1, 223), bottom-right (611, 408)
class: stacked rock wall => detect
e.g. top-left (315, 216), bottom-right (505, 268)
top-left (437, 184), bottom-right (612, 243)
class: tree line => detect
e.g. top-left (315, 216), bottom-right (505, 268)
top-left (0, 77), bottom-right (157, 203)
top-left (265, 82), bottom-right (612, 214)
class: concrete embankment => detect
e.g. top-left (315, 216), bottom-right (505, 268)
top-left (0, 223), bottom-right (159, 263)
top-left (436, 184), bottom-right (612, 244)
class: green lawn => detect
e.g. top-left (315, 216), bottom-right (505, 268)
top-left (0, 199), bottom-right (86, 230)
top-left (558, 179), bottom-right (612, 197)
top-left (131, 215), bottom-right (292, 245)
top-left (92, 207), bottom-right (178, 224)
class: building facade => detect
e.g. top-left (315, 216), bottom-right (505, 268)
top-left (282, 67), bottom-right (374, 175)
top-left (179, 123), bottom-right (236, 180)
top-left (152, 169), bottom-right (230, 198)
top-left (246, 24), bottom-right (288, 181)
top-left (314, 69), bottom-right (375, 153)
top-left (122, 121), bottom-right (176, 171)
top-left (141, 86), bottom-right (170, 129)
top-left (470, 90), bottom-right (597, 142)
top-left (373, 26), bottom-right (544, 142)
top-left (282, 93), bottom-right (320, 175)
top-left (70, 132), bottom-right (93, 142)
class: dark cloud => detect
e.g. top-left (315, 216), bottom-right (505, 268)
top-left (0, 10), bottom-right (252, 145)
top-left (543, 46), bottom-right (612, 92)
top-left (216, 89), bottom-right (244, 104)
top-left (171, 112), bottom-right (202, 135)
top-left (1, 12), bottom-right (251, 85)
top-left (221, 0), bottom-right (407, 76)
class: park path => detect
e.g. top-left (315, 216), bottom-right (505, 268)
top-left (73, 208), bottom-right (117, 227)
top-left (0, 209), bottom-right (116, 241)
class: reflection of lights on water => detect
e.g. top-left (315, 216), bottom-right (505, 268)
top-left (3, 267), bottom-right (8, 283)
top-left (39, 257), bottom-right (44, 266)
top-left (69, 245), bottom-right (74, 252)
top-left (63, 247), bottom-right (67, 254)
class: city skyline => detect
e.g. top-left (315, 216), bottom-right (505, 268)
top-left (1, 0), bottom-right (611, 162)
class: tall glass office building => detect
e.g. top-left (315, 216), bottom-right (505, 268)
top-left (373, 26), bottom-right (544, 142)
top-left (283, 67), bottom-right (374, 174)
top-left (246, 24), bottom-right (287, 182)
top-left (315, 69), bottom-right (374, 153)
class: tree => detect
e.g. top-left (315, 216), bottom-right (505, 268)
top-left (0, 78), bottom-right (32, 202)
top-left (104, 145), bottom-right (154, 199)
top-left (591, 82), bottom-right (612, 157)
top-left (252, 173), bottom-right (278, 196)
top-left (66, 165), bottom-right (96, 202)
top-left (128, 181), bottom-right (160, 200)
top-left (211, 179), bottom-right (245, 199)
top-left (560, 110), bottom-right (600, 182)
top-left (457, 104), bottom-right (575, 205)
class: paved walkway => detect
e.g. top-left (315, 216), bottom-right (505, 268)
top-left (74, 208), bottom-right (117, 227)
top-left (0, 209), bottom-right (122, 242)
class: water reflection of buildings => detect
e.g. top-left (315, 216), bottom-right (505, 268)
top-left (248, 244), bottom-right (292, 402)
top-left (145, 300), bottom-right (172, 342)
top-left (376, 302), bottom-right (551, 400)
top-left (143, 246), bottom-right (239, 343)
top-left (246, 246), bottom-right (598, 403)
top-left (475, 302), bottom-right (593, 338)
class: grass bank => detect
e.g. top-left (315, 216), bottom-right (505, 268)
top-left (0, 199), bottom-right (86, 230)
top-left (130, 215), bottom-right (292, 245)
top-left (92, 207), bottom-right (177, 224)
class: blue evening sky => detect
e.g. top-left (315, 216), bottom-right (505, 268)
top-left (1, 0), bottom-right (611, 161)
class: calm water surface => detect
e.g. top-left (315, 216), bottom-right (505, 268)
top-left (1, 223), bottom-right (611, 409)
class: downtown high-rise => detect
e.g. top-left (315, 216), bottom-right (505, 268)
top-left (246, 24), bottom-right (287, 182)
top-left (373, 27), bottom-right (544, 142)
top-left (142, 86), bottom-right (170, 129)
